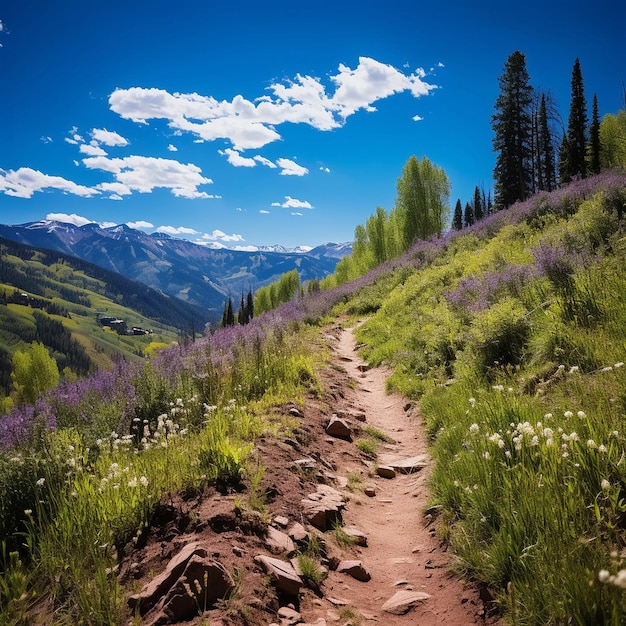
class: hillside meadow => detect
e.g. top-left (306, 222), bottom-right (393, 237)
top-left (0, 170), bottom-right (625, 624)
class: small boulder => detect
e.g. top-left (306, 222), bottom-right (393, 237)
top-left (342, 526), bottom-right (368, 547)
top-left (376, 466), bottom-right (396, 479)
top-left (265, 525), bottom-right (296, 556)
top-left (325, 416), bottom-right (352, 440)
top-left (301, 484), bottom-right (346, 530)
top-left (381, 590), bottom-right (431, 615)
top-left (337, 560), bottom-right (371, 582)
top-left (255, 555), bottom-right (303, 596)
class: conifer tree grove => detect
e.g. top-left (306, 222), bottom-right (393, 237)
top-left (463, 202), bottom-right (474, 227)
top-left (560, 58), bottom-right (588, 181)
top-left (492, 51), bottom-right (534, 209)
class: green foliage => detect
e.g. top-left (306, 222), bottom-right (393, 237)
top-left (11, 342), bottom-right (60, 405)
top-left (600, 110), bottom-right (626, 168)
top-left (253, 269), bottom-right (301, 315)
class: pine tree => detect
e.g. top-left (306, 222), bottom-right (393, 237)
top-left (452, 199), bottom-right (463, 230)
top-left (246, 289), bottom-right (254, 320)
top-left (560, 58), bottom-right (588, 181)
top-left (221, 297), bottom-right (235, 327)
top-left (492, 51), bottom-right (534, 209)
top-left (473, 186), bottom-right (484, 221)
top-left (463, 202), bottom-right (474, 228)
top-left (588, 93), bottom-right (601, 175)
top-left (238, 292), bottom-right (247, 325)
top-left (538, 94), bottom-right (557, 191)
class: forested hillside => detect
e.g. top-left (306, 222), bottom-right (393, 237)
top-left (0, 236), bottom-right (211, 402)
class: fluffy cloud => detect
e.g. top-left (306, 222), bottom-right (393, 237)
top-left (156, 225), bottom-right (199, 236)
top-left (219, 148), bottom-right (256, 168)
top-left (259, 209), bottom-right (270, 214)
top-left (80, 143), bottom-right (108, 156)
top-left (253, 155), bottom-right (276, 168)
top-left (272, 195), bottom-right (313, 209)
top-left (82, 155), bottom-right (213, 198)
top-left (127, 220), bottom-right (154, 229)
top-left (91, 128), bottom-right (129, 147)
top-left (276, 158), bottom-right (308, 176)
top-left (167, 144), bottom-right (178, 152)
top-left (45, 212), bottom-right (94, 226)
top-left (0, 167), bottom-right (99, 199)
top-left (200, 229), bottom-right (245, 243)
top-left (108, 57), bottom-right (437, 151)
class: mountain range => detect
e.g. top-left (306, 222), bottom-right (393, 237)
top-left (0, 221), bottom-right (351, 318)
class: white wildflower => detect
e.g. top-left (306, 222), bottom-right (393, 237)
top-left (601, 479), bottom-right (611, 491)
top-left (139, 476), bottom-right (149, 487)
top-left (577, 411), bottom-right (586, 418)
top-left (564, 411), bottom-right (573, 419)
top-left (469, 423), bottom-right (480, 434)
top-left (36, 478), bottom-right (45, 487)
top-left (599, 569), bottom-right (611, 583)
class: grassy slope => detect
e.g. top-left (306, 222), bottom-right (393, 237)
top-left (344, 173), bottom-right (626, 623)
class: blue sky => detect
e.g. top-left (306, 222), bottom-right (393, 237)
top-left (0, 1), bottom-right (624, 249)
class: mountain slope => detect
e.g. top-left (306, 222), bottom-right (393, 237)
top-left (0, 235), bottom-right (213, 393)
top-left (0, 221), bottom-right (349, 313)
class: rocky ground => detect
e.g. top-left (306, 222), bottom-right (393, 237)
top-left (119, 321), bottom-right (502, 626)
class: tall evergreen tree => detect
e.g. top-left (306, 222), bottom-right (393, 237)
top-left (538, 94), bottom-right (557, 191)
top-left (238, 292), bottom-right (248, 325)
top-left (473, 186), bottom-right (484, 221)
top-left (463, 202), bottom-right (474, 228)
top-left (452, 199), bottom-right (463, 230)
top-left (221, 297), bottom-right (235, 327)
top-left (492, 51), bottom-right (534, 209)
top-left (560, 58), bottom-right (588, 181)
top-left (588, 93), bottom-right (601, 175)
top-left (246, 289), bottom-right (254, 320)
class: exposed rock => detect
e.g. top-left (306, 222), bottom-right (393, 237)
top-left (278, 605), bottom-right (302, 623)
top-left (266, 525), bottom-right (297, 555)
top-left (336, 559), bottom-right (371, 582)
top-left (255, 555), bottom-right (303, 595)
top-left (274, 515), bottom-right (289, 528)
top-left (301, 484), bottom-right (346, 530)
top-left (288, 407), bottom-right (304, 418)
top-left (325, 415), bottom-right (352, 440)
top-left (287, 521), bottom-right (309, 545)
top-left (160, 556), bottom-right (233, 623)
top-left (364, 486), bottom-right (376, 497)
top-left (357, 364), bottom-right (371, 372)
top-left (376, 465), bottom-right (396, 479)
top-left (379, 454), bottom-right (428, 474)
top-left (381, 590), bottom-right (431, 615)
top-left (128, 541), bottom-right (208, 614)
top-left (341, 525), bottom-right (368, 547)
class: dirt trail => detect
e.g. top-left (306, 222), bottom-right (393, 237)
top-left (300, 324), bottom-right (491, 624)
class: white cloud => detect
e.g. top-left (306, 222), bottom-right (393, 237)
top-left (253, 155), bottom-right (277, 168)
top-left (201, 229), bottom-right (245, 243)
top-left (40, 136), bottom-right (53, 144)
top-left (167, 144), bottom-right (178, 152)
top-left (100, 221), bottom-right (118, 228)
top-left (82, 155), bottom-right (213, 198)
top-left (91, 128), bottom-right (129, 147)
top-left (156, 225), bottom-right (199, 236)
top-left (412, 114), bottom-right (424, 122)
top-left (45, 212), bottom-right (94, 226)
top-left (259, 209), bottom-right (270, 214)
top-left (218, 148), bottom-right (256, 167)
top-left (320, 166), bottom-right (330, 173)
top-left (0, 167), bottom-right (98, 199)
top-left (277, 158), bottom-right (308, 176)
top-left (108, 57), bottom-right (437, 151)
top-left (127, 220), bottom-right (154, 229)
top-left (80, 143), bottom-right (108, 156)
top-left (274, 195), bottom-right (313, 209)
top-left (65, 127), bottom-right (84, 145)
top-left (95, 181), bottom-right (132, 196)
top-left (291, 212), bottom-right (303, 216)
